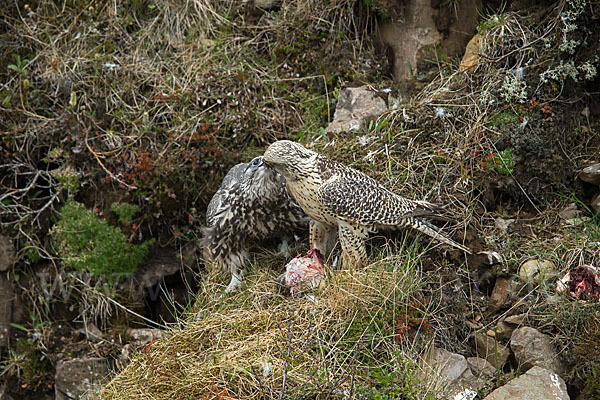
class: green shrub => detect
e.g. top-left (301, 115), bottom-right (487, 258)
top-left (110, 202), bottom-right (141, 225)
top-left (51, 199), bottom-right (153, 282)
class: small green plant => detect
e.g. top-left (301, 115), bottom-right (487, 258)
top-left (582, 366), bottom-right (600, 399)
top-left (51, 199), bottom-right (154, 283)
top-left (581, 210), bottom-right (600, 242)
top-left (2, 338), bottom-right (52, 390)
top-left (7, 54), bottom-right (29, 77)
top-left (50, 165), bottom-right (79, 195)
top-left (368, 116), bottom-right (390, 133)
top-left (477, 9), bottom-right (505, 34)
top-left (566, 196), bottom-right (600, 242)
top-left (486, 147), bottom-right (515, 175)
top-left (110, 202), bottom-right (141, 224)
top-left (25, 245), bottom-right (42, 263)
top-left (359, 358), bottom-right (436, 400)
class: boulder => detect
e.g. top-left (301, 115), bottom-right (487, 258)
top-left (459, 34), bottom-right (483, 72)
top-left (489, 277), bottom-right (510, 310)
top-left (579, 163), bottom-right (600, 185)
top-left (423, 347), bottom-right (490, 398)
top-left (519, 259), bottom-right (556, 281)
top-left (325, 86), bottom-right (387, 134)
top-left (482, 366), bottom-right (569, 400)
top-left (55, 357), bottom-right (110, 400)
top-left (431, 347), bottom-right (468, 382)
top-left (559, 203), bottom-right (581, 220)
top-left (467, 357), bottom-right (496, 379)
top-left (510, 327), bottom-right (566, 375)
top-left (0, 274), bottom-right (13, 348)
top-left (0, 236), bottom-right (16, 272)
top-left (378, 0), bottom-right (482, 81)
top-left (473, 332), bottom-right (510, 369)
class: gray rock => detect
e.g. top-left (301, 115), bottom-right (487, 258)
top-left (325, 86), bottom-right (387, 134)
top-left (510, 327), bottom-right (565, 375)
top-left (482, 366), bottom-right (569, 400)
top-left (55, 357), bottom-right (110, 400)
top-left (467, 357), bottom-right (496, 379)
top-left (504, 313), bottom-right (527, 325)
top-left (120, 247), bottom-right (185, 298)
top-left (579, 163), bottom-right (600, 185)
top-left (0, 236), bottom-right (16, 272)
top-left (425, 348), bottom-right (489, 398)
top-left (0, 274), bottom-right (13, 348)
top-left (432, 347), bottom-right (468, 382)
top-left (519, 259), bottom-right (556, 282)
top-left (559, 203), bottom-right (581, 220)
top-left (473, 332), bottom-right (510, 369)
top-left (490, 277), bottom-right (510, 309)
top-left (127, 328), bottom-right (164, 345)
top-left (491, 321), bottom-right (515, 341)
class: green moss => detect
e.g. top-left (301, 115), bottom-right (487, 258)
top-left (51, 199), bottom-right (153, 282)
top-left (489, 111), bottom-right (520, 126)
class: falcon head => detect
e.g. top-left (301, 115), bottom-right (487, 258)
top-left (263, 140), bottom-right (315, 179)
top-left (239, 156), bottom-right (282, 198)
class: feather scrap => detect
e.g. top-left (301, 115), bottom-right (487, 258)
top-left (276, 249), bottom-right (326, 296)
top-left (556, 265), bottom-right (600, 300)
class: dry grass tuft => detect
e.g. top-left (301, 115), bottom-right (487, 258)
top-left (99, 244), bottom-right (442, 399)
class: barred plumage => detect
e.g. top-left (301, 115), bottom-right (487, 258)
top-left (263, 140), bottom-right (470, 266)
top-left (201, 156), bottom-right (308, 292)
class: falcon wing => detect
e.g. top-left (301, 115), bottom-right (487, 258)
top-left (317, 173), bottom-right (381, 225)
top-left (317, 173), bottom-right (441, 226)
